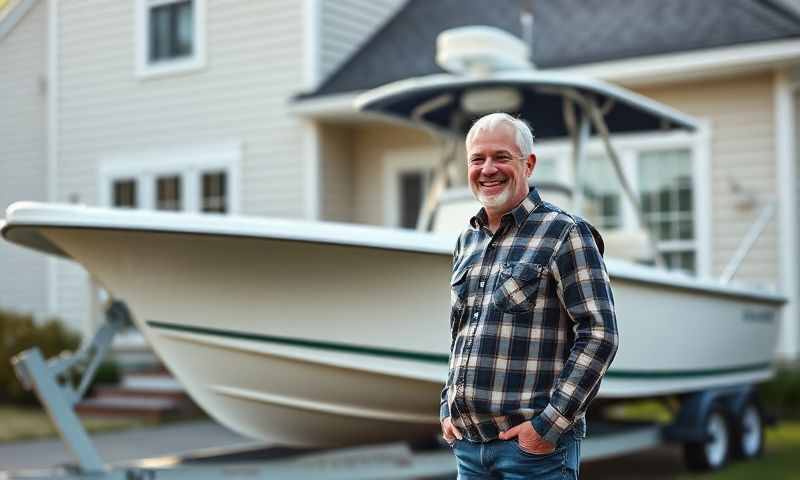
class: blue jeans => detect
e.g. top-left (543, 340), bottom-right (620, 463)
top-left (451, 431), bottom-right (581, 479)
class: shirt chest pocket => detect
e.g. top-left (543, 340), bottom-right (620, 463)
top-left (492, 262), bottom-right (546, 313)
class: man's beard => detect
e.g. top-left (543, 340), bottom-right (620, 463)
top-left (470, 179), bottom-right (513, 209)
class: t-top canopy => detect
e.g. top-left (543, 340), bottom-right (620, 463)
top-left (355, 70), bottom-right (698, 139)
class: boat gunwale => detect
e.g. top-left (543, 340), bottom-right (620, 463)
top-left (1, 202), bottom-right (786, 305)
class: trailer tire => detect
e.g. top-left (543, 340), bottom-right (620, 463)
top-left (683, 405), bottom-right (731, 471)
top-left (730, 399), bottom-right (765, 460)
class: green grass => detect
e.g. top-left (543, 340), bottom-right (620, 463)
top-left (0, 405), bottom-right (156, 443)
top-left (605, 399), bottom-right (675, 424)
top-left (678, 421), bottom-right (800, 480)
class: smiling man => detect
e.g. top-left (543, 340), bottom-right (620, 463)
top-left (440, 113), bottom-right (619, 479)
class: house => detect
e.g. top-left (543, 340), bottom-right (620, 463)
top-left (2, 0), bottom-right (800, 361)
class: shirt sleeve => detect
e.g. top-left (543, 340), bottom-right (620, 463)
top-left (531, 220), bottom-right (619, 444)
top-left (441, 234), bottom-right (464, 422)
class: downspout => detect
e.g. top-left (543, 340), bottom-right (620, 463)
top-left (46, 0), bottom-right (59, 317)
top-left (775, 68), bottom-right (800, 361)
top-left (303, 0), bottom-right (321, 220)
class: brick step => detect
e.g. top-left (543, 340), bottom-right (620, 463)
top-left (76, 395), bottom-right (194, 421)
top-left (120, 372), bottom-right (184, 392)
top-left (77, 368), bottom-right (199, 420)
top-left (92, 385), bottom-right (189, 400)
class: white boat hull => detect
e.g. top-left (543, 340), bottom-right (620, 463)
top-left (1, 205), bottom-right (783, 446)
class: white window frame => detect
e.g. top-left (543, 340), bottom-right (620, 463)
top-left (532, 125), bottom-right (711, 278)
top-left (98, 141), bottom-right (242, 214)
top-left (382, 148), bottom-right (436, 229)
top-left (134, 0), bottom-right (207, 80)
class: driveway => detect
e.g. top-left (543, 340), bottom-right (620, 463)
top-left (0, 420), bottom-right (690, 479)
top-left (0, 420), bottom-right (251, 472)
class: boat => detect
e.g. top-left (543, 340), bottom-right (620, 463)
top-left (1, 27), bottom-right (784, 447)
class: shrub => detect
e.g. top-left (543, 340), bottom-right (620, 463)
top-left (90, 359), bottom-right (121, 393)
top-left (0, 308), bottom-right (81, 404)
top-left (760, 365), bottom-right (800, 420)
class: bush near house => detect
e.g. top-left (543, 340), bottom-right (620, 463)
top-left (760, 365), bottom-right (800, 420)
top-left (0, 308), bottom-right (82, 404)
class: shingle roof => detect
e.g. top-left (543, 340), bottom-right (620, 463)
top-left (298, 0), bottom-right (800, 99)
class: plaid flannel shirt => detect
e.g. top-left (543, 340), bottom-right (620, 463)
top-left (440, 187), bottom-right (619, 445)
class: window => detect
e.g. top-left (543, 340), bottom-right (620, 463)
top-left (639, 149), bottom-right (695, 273)
top-left (149, 1), bottom-right (193, 63)
top-left (398, 171), bottom-right (431, 229)
top-left (100, 142), bottom-right (240, 214)
top-left (579, 155), bottom-right (623, 230)
top-left (113, 179), bottom-right (137, 208)
top-left (156, 175), bottom-right (182, 211)
top-left (109, 169), bottom-right (228, 214)
top-left (383, 150), bottom-right (435, 230)
top-left (533, 132), bottom-right (706, 276)
top-left (202, 171), bottom-right (227, 213)
top-left (136, 0), bottom-right (206, 78)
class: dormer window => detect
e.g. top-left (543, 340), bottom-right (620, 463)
top-left (136, 0), bottom-right (206, 79)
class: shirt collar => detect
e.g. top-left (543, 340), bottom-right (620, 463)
top-left (470, 187), bottom-right (544, 230)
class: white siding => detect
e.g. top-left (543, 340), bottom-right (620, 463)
top-left (351, 123), bottom-right (439, 226)
top-left (319, 123), bottom-right (354, 222)
top-left (319, 0), bottom-right (405, 80)
top-left (55, 0), bottom-right (308, 331)
top-left (635, 73), bottom-right (778, 288)
top-left (0, 0), bottom-right (49, 320)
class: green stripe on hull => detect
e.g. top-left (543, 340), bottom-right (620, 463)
top-left (147, 320), bottom-right (771, 380)
top-left (603, 363), bottom-right (771, 379)
top-left (147, 320), bottom-right (449, 364)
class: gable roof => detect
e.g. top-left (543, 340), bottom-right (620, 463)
top-left (298, 0), bottom-right (800, 99)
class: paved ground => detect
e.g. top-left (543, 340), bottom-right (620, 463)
top-left (0, 420), bottom-right (252, 472)
top-left (0, 420), bottom-right (690, 478)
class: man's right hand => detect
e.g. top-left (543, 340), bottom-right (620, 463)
top-left (441, 417), bottom-right (463, 444)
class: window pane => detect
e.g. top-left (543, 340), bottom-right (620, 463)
top-left (678, 219), bottom-right (694, 240)
top-left (658, 189), bottom-right (671, 214)
top-left (533, 157), bottom-right (558, 183)
top-left (678, 183), bottom-right (692, 212)
top-left (580, 155), bottom-right (623, 230)
top-left (400, 172), bottom-right (424, 229)
top-left (149, 0), bottom-right (193, 62)
top-left (202, 171), bottom-right (227, 213)
top-left (659, 220), bottom-right (672, 240)
top-left (641, 192), bottom-right (652, 214)
top-left (638, 149), bottom-right (695, 273)
top-left (113, 180), bottom-right (137, 208)
top-left (681, 251), bottom-right (696, 272)
top-left (175, 1), bottom-right (193, 56)
top-left (156, 176), bottom-right (182, 211)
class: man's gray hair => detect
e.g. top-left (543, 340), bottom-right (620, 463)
top-left (465, 113), bottom-right (535, 158)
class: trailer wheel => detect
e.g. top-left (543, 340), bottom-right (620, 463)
top-left (731, 400), bottom-right (764, 460)
top-left (683, 406), bottom-right (731, 471)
